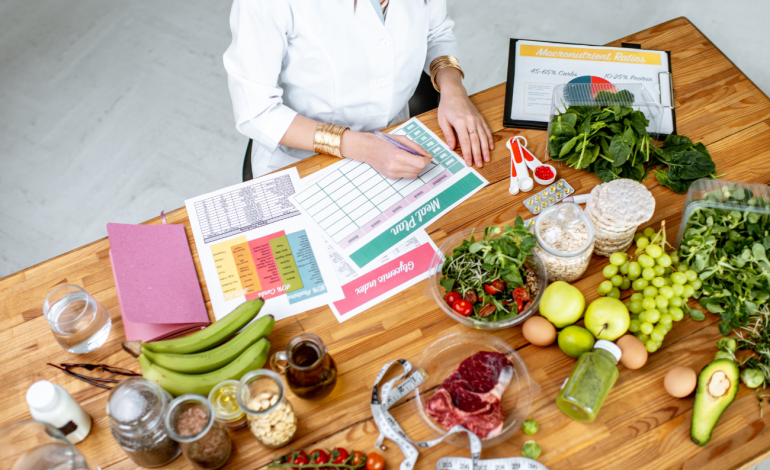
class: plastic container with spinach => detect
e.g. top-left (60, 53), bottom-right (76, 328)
top-left (548, 89), bottom-right (717, 193)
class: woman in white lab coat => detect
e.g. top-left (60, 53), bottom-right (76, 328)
top-left (223, 0), bottom-right (494, 179)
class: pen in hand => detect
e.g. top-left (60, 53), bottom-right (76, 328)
top-left (374, 130), bottom-right (438, 165)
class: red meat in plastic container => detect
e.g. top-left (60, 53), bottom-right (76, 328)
top-left (425, 351), bottom-right (513, 438)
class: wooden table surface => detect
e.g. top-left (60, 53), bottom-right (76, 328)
top-left (3, 17), bottom-right (770, 470)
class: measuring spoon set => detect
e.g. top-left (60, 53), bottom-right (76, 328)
top-left (505, 136), bottom-right (557, 195)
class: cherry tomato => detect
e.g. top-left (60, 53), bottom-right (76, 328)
top-left (366, 453), bottom-right (386, 470)
top-left (484, 280), bottom-right (505, 295)
top-left (452, 299), bottom-right (473, 317)
top-left (351, 451), bottom-right (367, 468)
top-left (512, 286), bottom-right (530, 301)
top-left (331, 448), bottom-right (350, 465)
top-left (292, 451), bottom-right (309, 469)
top-left (310, 449), bottom-right (330, 466)
top-left (444, 291), bottom-right (462, 306)
top-left (514, 297), bottom-right (523, 312)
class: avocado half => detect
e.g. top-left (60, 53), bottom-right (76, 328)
top-left (690, 359), bottom-right (740, 446)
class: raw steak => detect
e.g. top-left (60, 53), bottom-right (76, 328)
top-left (425, 351), bottom-right (513, 438)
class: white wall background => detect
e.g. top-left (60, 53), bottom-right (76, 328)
top-left (1, 0), bottom-right (769, 277)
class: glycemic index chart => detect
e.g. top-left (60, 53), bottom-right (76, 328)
top-left (293, 120), bottom-right (465, 250)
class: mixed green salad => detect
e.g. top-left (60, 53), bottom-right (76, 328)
top-left (439, 217), bottom-right (539, 322)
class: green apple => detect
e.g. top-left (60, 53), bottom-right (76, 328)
top-left (584, 297), bottom-right (630, 341)
top-left (539, 281), bottom-right (585, 328)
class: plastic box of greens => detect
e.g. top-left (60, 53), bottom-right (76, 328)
top-left (545, 83), bottom-right (665, 162)
top-left (674, 179), bottom-right (770, 248)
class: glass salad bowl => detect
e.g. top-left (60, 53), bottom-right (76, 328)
top-left (411, 332), bottom-right (539, 448)
top-left (428, 226), bottom-right (547, 330)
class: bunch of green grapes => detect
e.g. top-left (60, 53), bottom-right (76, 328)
top-left (597, 226), bottom-right (703, 354)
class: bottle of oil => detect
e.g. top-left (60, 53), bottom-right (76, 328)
top-left (271, 333), bottom-right (337, 400)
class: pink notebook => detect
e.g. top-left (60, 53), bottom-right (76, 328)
top-left (107, 223), bottom-right (210, 342)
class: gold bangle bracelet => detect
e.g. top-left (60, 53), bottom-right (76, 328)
top-left (313, 122), bottom-right (349, 158)
top-left (429, 55), bottom-right (464, 92)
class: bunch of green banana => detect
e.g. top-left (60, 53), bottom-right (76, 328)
top-left (123, 298), bottom-right (274, 396)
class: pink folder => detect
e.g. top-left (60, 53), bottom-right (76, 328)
top-left (107, 223), bottom-right (210, 342)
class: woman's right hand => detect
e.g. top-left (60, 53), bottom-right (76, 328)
top-left (340, 131), bottom-right (431, 179)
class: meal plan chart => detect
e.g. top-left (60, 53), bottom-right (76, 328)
top-left (292, 118), bottom-right (487, 271)
top-left (185, 168), bottom-right (343, 320)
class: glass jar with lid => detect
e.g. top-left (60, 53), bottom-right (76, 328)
top-left (237, 369), bottom-right (297, 448)
top-left (208, 380), bottom-right (247, 430)
top-left (533, 202), bottom-right (595, 282)
top-left (107, 377), bottom-right (180, 468)
top-left (165, 394), bottom-right (233, 470)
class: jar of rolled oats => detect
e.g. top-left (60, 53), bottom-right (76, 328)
top-left (237, 369), bottom-right (297, 448)
top-left (533, 203), bottom-right (595, 283)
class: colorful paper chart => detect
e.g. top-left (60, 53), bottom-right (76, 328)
top-left (291, 118), bottom-right (488, 272)
top-left (211, 229), bottom-right (326, 305)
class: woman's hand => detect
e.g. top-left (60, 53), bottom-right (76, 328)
top-left (435, 68), bottom-right (494, 168)
top-left (340, 131), bottom-right (431, 179)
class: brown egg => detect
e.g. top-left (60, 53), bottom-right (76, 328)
top-left (664, 366), bottom-right (697, 398)
top-left (522, 316), bottom-right (557, 346)
top-left (617, 335), bottom-right (648, 370)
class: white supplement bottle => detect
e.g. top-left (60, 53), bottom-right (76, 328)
top-left (26, 380), bottom-right (92, 444)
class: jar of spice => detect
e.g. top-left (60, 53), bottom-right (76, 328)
top-left (208, 380), bottom-right (247, 430)
top-left (237, 369), bottom-right (297, 448)
top-left (107, 377), bottom-right (180, 468)
top-left (533, 202), bottom-right (595, 282)
top-left (165, 394), bottom-right (233, 470)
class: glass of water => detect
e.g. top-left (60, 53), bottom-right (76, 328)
top-left (0, 420), bottom-right (97, 470)
top-left (43, 285), bottom-right (111, 354)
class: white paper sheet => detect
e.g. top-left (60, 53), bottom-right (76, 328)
top-left (327, 230), bottom-right (439, 322)
top-left (185, 168), bottom-right (343, 321)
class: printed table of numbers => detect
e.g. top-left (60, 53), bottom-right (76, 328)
top-left (194, 174), bottom-right (299, 244)
top-left (294, 120), bottom-right (464, 249)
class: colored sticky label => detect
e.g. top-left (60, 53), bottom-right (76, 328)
top-left (211, 237), bottom-right (246, 301)
top-left (269, 235), bottom-right (303, 293)
top-left (231, 241), bottom-right (261, 298)
top-left (285, 230), bottom-right (327, 304)
top-left (349, 172), bottom-right (484, 268)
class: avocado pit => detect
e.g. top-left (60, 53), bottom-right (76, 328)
top-left (707, 370), bottom-right (731, 398)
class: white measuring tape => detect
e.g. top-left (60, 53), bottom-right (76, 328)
top-left (370, 359), bottom-right (549, 470)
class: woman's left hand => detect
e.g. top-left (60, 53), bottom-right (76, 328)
top-left (435, 68), bottom-right (494, 168)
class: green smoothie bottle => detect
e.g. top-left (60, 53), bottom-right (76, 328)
top-left (556, 340), bottom-right (622, 422)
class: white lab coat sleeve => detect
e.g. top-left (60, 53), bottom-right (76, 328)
top-left (223, 0), bottom-right (298, 153)
top-left (423, 0), bottom-right (461, 75)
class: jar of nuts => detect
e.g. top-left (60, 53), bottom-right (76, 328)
top-left (237, 369), bottom-right (297, 448)
top-left (533, 202), bottom-right (595, 283)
